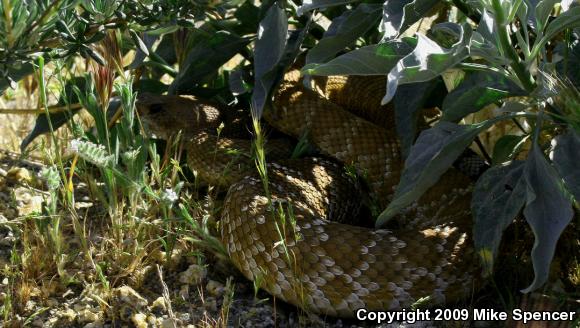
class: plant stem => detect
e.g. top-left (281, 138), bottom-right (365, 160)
top-left (451, 0), bottom-right (481, 23)
top-left (492, 0), bottom-right (536, 92)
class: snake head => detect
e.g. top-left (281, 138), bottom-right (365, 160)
top-left (136, 93), bottom-right (223, 139)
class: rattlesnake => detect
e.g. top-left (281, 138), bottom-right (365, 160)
top-left (137, 71), bottom-right (481, 317)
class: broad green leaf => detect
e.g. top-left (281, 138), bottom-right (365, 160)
top-left (555, 39), bottom-right (580, 87)
top-left (376, 118), bottom-right (500, 227)
top-left (137, 79), bottom-right (168, 95)
top-left (522, 145), bottom-right (574, 293)
top-left (470, 11), bottom-right (511, 67)
top-left (529, 6), bottom-right (580, 63)
top-left (252, 3), bottom-right (287, 117)
top-left (382, 23), bottom-right (472, 105)
top-left (551, 130), bottom-right (580, 202)
top-left (297, 0), bottom-right (356, 16)
top-left (303, 40), bottom-right (415, 76)
top-left (492, 134), bottom-right (529, 165)
top-left (393, 80), bottom-right (441, 158)
top-left (472, 161), bottom-right (527, 275)
top-left (521, 0), bottom-right (560, 36)
top-left (441, 71), bottom-right (525, 122)
top-left (535, 0), bottom-right (558, 32)
top-left (234, 1), bottom-right (261, 34)
top-left (306, 3), bottom-right (382, 65)
top-left (380, 0), bottom-right (440, 40)
top-left (253, 4), bottom-right (309, 117)
top-left (168, 31), bottom-right (250, 94)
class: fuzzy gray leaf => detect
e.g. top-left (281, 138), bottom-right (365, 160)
top-left (522, 146), bottom-right (574, 293)
top-left (472, 161), bottom-right (527, 275)
top-left (382, 23), bottom-right (471, 105)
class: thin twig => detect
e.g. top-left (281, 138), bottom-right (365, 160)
top-left (156, 264), bottom-right (177, 328)
top-left (474, 136), bottom-right (492, 163)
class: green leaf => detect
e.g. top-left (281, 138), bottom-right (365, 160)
top-left (20, 77), bottom-right (87, 151)
top-left (556, 38), bottom-right (580, 87)
top-left (252, 4), bottom-right (309, 117)
top-left (472, 161), bottom-right (527, 275)
top-left (529, 6), bottom-right (580, 63)
top-left (532, 0), bottom-right (559, 34)
top-left (552, 130), bottom-right (580, 202)
top-left (302, 40), bottom-right (415, 76)
top-left (129, 30), bottom-right (149, 56)
top-left (382, 23), bottom-right (472, 105)
top-left (146, 25), bottom-right (180, 36)
top-left (137, 79), bottom-right (168, 94)
top-left (442, 71), bottom-right (525, 122)
top-left (306, 3), bottom-right (382, 65)
top-left (0, 62), bottom-right (35, 94)
top-left (380, 0), bottom-right (440, 40)
top-left (470, 12), bottom-right (511, 67)
top-left (297, 0), bottom-right (356, 16)
top-left (521, 145), bottom-right (574, 293)
top-left (393, 80), bottom-right (442, 158)
top-left (376, 119), bottom-right (498, 227)
top-left (492, 134), bottom-right (528, 165)
top-left (168, 30), bottom-right (250, 94)
top-left (233, 1), bottom-right (261, 34)
top-left (252, 3), bottom-right (287, 117)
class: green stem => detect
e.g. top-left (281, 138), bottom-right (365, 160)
top-left (492, 0), bottom-right (536, 93)
top-left (451, 0), bottom-right (481, 23)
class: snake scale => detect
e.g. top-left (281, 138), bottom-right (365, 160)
top-left (137, 71), bottom-right (481, 317)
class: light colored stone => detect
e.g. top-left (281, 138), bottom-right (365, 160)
top-left (131, 312), bottom-right (148, 328)
top-left (161, 318), bottom-right (178, 328)
top-left (151, 296), bottom-right (166, 312)
top-left (206, 280), bottom-right (225, 297)
top-left (114, 285), bottom-right (148, 308)
top-left (77, 309), bottom-right (99, 323)
top-left (178, 264), bottom-right (207, 285)
top-left (6, 167), bottom-right (31, 183)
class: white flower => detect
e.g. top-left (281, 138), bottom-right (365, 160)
top-left (161, 188), bottom-right (179, 206)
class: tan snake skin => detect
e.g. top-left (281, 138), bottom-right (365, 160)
top-left (137, 72), bottom-right (480, 317)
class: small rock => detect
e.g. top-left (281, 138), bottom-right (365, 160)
top-left (13, 187), bottom-right (43, 216)
top-left (6, 167), bottom-right (32, 183)
top-left (161, 318), bottom-right (178, 328)
top-left (83, 321), bottom-right (104, 328)
top-left (114, 286), bottom-right (148, 308)
top-left (151, 296), bottom-right (166, 313)
top-left (59, 308), bottom-right (76, 321)
top-left (46, 298), bottom-right (59, 307)
top-left (74, 303), bottom-right (89, 312)
top-left (206, 280), bottom-right (225, 297)
top-left (178, 312), bottom-right (190, 322)
top-left (179, 285), bottom-right (189, 300)
top-left (32, 318), bottom-right (44, 327)
top-left (77, 308), bottom-right (100, 323)
top-left (131, 312), bottom-right (148, 328)
top-left (178, 264), bottom-right (207, 285)
top-left (25, 300), bottom-right (36, 312)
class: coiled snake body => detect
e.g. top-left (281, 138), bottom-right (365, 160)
top-left (137, 72), bottom-right (480, 317)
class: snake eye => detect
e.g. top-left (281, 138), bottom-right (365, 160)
top-left (149, 103), bottom-right (164, 114)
